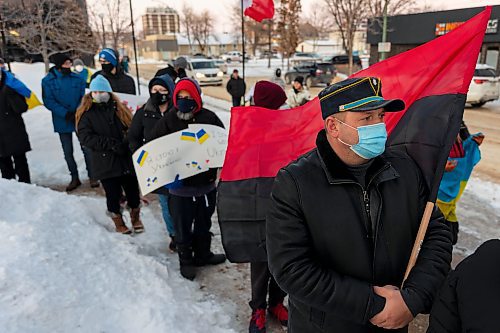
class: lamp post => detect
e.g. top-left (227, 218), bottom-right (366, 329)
top-left (128, 0), bottom-right (141, 95)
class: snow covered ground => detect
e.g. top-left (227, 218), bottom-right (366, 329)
top-left (1, 62), bottom-right (499, 332)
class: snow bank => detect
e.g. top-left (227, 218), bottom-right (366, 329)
top-left (0, 179), bottom-right (235, 333)
top-left (466, 176), bottom-right (500, 211)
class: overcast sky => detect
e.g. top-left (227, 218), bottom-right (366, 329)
top-left (89, 0), bottom-right (500, 33)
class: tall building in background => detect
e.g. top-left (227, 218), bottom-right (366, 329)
top-left (142, 7), bottom-right (180, 36)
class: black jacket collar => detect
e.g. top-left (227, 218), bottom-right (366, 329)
top-left (315, 129), bottom-right (399, 186)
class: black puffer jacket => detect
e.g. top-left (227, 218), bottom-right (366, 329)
top-left (266, 130), bottom-right (452, 333)
top-left (128, 100), bottom-right (175, 153)
top-left (0, 76), bottom-right (30, 157)
top-left (150, 108), bottom-right (224, 187)
top-left (226, 77), bottom-right (246, 98)
top-left (90, 69), bottom-right (136, 95)
top-left (77, 100), bottom-right (134, 180)
top-left (427, 239), bottom-right (500, 333)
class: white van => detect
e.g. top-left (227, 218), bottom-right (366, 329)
top-left (186, 59), bottom-right (224, 86)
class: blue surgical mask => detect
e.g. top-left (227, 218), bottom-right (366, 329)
top-left (177, 98), bottom-right (197, 114)
top-left (337, 119), bottom-right (387, 159)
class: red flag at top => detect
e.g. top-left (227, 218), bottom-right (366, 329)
top-left (243, 0), bottom-right (275, 22)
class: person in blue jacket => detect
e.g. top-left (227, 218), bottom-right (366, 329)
top-left (42, 53), bottom-right (95, 192)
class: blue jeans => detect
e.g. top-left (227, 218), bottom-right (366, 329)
top-left (158, 194), bottom-right (175, 236)
top-left (58, 132), bottom-right (91, 179)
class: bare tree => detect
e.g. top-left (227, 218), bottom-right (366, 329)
top-left (4, 0), bottom-right (96, 72)
top-left (181, 3), bottom-right (195, 53)
top-left (367, 0), bottom-right (416, 17)
top-left (191, 10), bottom-right (214, 53)
top-left (88, 0), bottom-right (131, 52)
top-left (277, 0), bottom-right (302, 69)
top-left (299, 3), bottom-right (333, 51)
top-left (228, 4), bottom-right (270, 57)
top-left (324, 0), bottom-right (369, 74)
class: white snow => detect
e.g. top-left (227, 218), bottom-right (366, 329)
top-left (0, 180), bottom-right (235, 333)
top-left (464, 176), bottom-right (500, 211)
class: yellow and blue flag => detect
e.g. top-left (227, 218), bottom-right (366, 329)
top-left (181, 131), bottom-right (196, 142)
top-left (196, 129), bottom-right (210, 144)
top-left (136, 150), bottom-right (149, 167)
top-left (3, 69), bottom-right (42, 110)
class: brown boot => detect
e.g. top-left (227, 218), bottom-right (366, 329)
top-left (110, 213), bottom-right (131, 234)
top-left (130, 208), bottom-right (144, 233)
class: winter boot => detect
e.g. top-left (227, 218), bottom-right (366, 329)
top-left (178, 244), bottom-right (196, 280)
top-left (130, 207), bottom-right (144, 233)
top-left (89, 179), bottom-right (100, 188)
top-left (66, 178), bottom-right (81, 192)
top-left (110, 213), bottom-right (132, 234)
top-left (268, 303), bottom-right (288, 327)
top-left (249, 309), bottom-right (266, 333)
top-left (193, 233), bottom-right (226, 266)
top-left (169, 235), bottom-right (177, 252)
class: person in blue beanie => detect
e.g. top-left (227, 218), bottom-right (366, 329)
top-left (91, 48), bottom-right (136, 95)
top-left (76, 75), bottom-right (143, 234)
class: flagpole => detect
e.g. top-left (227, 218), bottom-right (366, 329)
top-left (241, 0), bottom-right (245, 80)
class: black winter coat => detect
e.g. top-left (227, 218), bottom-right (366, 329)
top-left (90, 69), bottom-right (136, 95)
top-left (154, 65), bottom-right (186, 82)
top-left (266, 130), bottom-right (452, 333)
top-left (150, 108), bottom-right (224, 187)
top-left (427, 239), bottom-right (500, 333)
top-left (226, 77), bottom-right (246, 98)
top-left (77, 100), bottom-right (134, 180)
top-left (128, 100), bottom-right (174, 153)
top-left (0, 78), bottom-right (30, 157)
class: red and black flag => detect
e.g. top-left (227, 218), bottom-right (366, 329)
top-left (217, 7), bottom-right (491, 263)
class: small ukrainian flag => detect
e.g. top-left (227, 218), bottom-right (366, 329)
top-left (181, 131), bottom-right (197, 142)
top-left (196, 129), bottom-right (210, 144)
top-left (136, 150), bottom-right (148, 167)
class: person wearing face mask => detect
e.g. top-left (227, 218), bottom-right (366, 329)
top-left (286, 75), bottom-right (311, 108)
top-left (151, 78), bottom-right (226, 280)
top-left (42, 53), bottom-right (94, 191)
top-left (72, 58), bottom-right (92, 88)
top-left (154, 56), bottom-right (188, 83)
top-left (270, 68), bottom-right (286, 90)
top-left (90, 48), bottom-right (136, 95)
top-left (76, 75), bottom-right (143, 235)
top-left (128, 74), bottom-right (177, 251)
top-left (266, 77), bottom-right (452, 333)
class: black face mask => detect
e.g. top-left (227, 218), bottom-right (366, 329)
top-left (60, 67), bottom-right (72, 75)
top-left (151, 92), bottom-right (170, 106)
top-left (293, 87), bottom-right (300, 94)
top-left (102, 63), bottom-right (115, 74)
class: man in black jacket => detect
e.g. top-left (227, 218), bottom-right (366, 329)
top-left (91, 48), bottom-right (136, 95)
top-left (151, 78), bottom-right (226, 281)
top-left (226, 69), bottom-right (246, 107)
top-left (266, 77), bottom-right (452, 332)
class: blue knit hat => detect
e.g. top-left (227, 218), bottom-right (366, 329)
top-left (89, 75), bottom-right (113, 93)
top-left (99, 48), bottom-right (118, 67)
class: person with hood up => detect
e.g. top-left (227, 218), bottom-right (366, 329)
top-left (286, 75), bottom-right (311, 108)
top-left (270, 68), bottom-right (286, 90)
top-left (155, 57), bottom-right (188, 82)
top-left (128, 74), bottom-right (177, 251)
top-left (72, 58), bottom-right (93, 87)
top-left (91, 48), bottom-right (136, 95)
top-left (0, 67), bottom-right (31, 183)
top-left (42, 53), bottom-right (93, 191)
top-left (151, 78), bottom-right (226, 280)
top-left (76, 75), bottom-right (143, 235)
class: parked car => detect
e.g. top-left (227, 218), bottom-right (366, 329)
top-left (259, 50), bottom-right (279, 59)
top-left (221, 51), bottom-right (243, 63)
top-left (186, 59), bottom-right (224, 86)
top-left (291, 52), bottom-right (322, 61)
top-left (467, 64), bottom-right (500, 107)
top-left (214, 59), bottom-right (228, 74)
top-left (323, 54), bottom-right (362, 74)
top-left (284, 61), bottom-right (335, 87)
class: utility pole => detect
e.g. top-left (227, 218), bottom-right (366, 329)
top-left (380, 0), bottom-right (389, 61)
top-left (241, 0), bottom-right (245, 79)
top-left (267, 19), bottom-right (272, 69)
top-left (99, 14), bottom-right (106, 49)
top-left (128, 0), bottom-right (141, 95)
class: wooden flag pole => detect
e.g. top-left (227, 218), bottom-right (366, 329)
top-left (402, 201), bottom-right (435, 285)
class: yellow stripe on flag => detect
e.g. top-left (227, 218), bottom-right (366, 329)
top-left (26, 92), bottom-right (43, 110)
